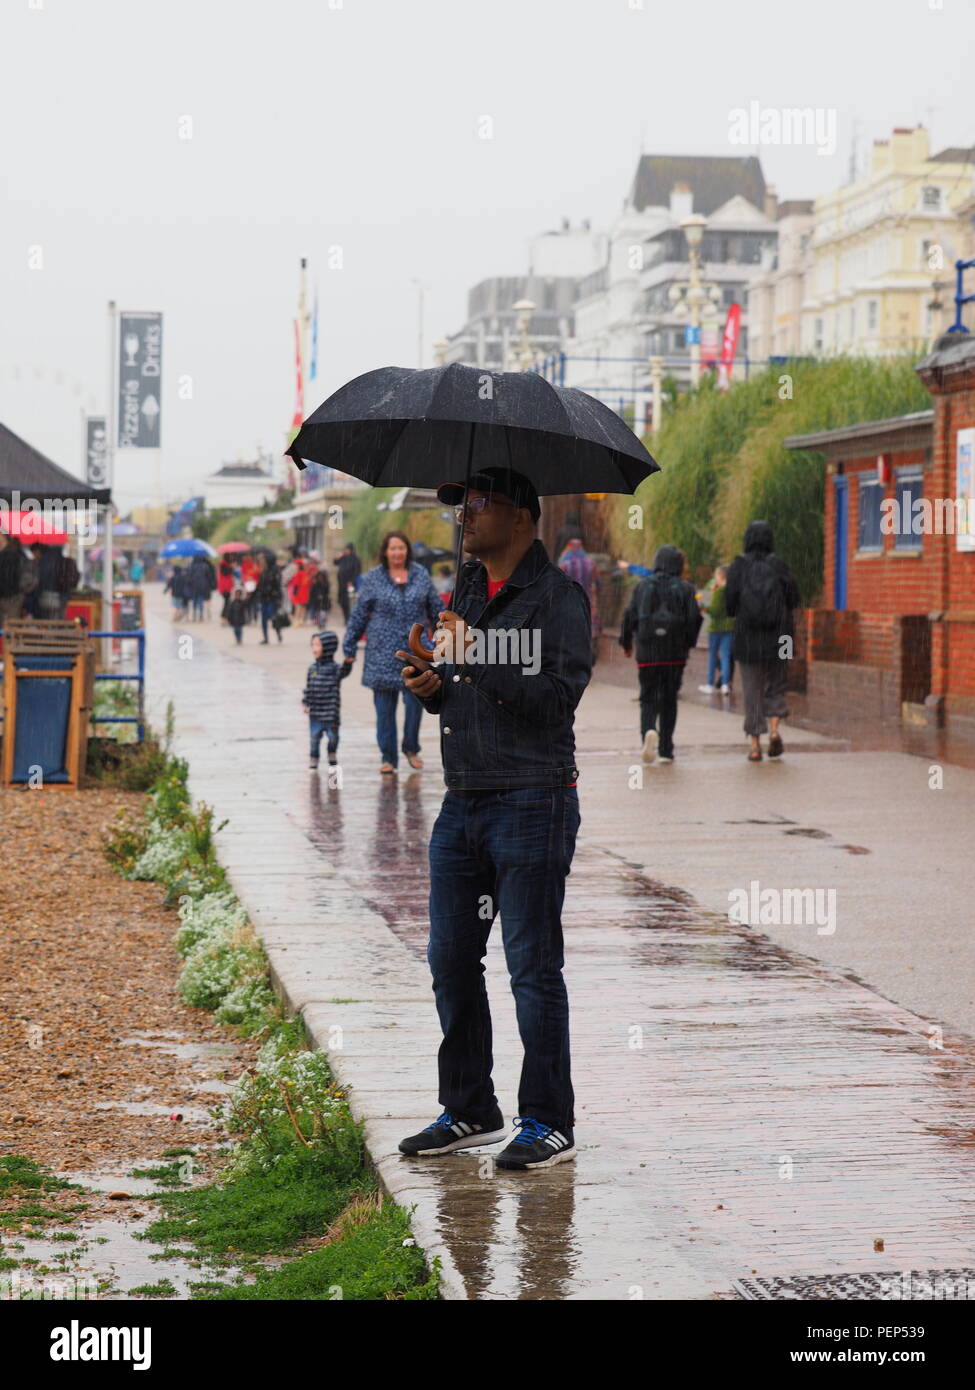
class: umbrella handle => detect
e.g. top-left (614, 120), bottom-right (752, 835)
top-left (407, 623), bottom-right (435, 664)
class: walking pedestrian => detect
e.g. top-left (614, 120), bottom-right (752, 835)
top-left (619, 544), bottom-right (702, 763)
top-left (342, 531), bottom-right (441, 773)
top-left (725, 520), bottom-right (800, 762)
top-left (397, 466), bottom-right (591, 1170)
top-left (698, 564), bottom-right (734, 695)
top-left (334, 542), bottom-right (361, 623)
top-left (226, 587), bottom-right (248, 645)
top-left (558, 536), bottom-right (602, 665)
top-left (186, 553), bottom-right (214, 622)
top-left (216, 556), bottom-right (235, 621)
top-left (308, 565), bottom-right (331, 626)
top-left (130, 555), bottom-right (145, 585)
top-left (0, 532), bottom-right (24, 630)
top-left (289, 558), bottom-right (313, 625)
top-left (302, 630), bottom-right (351, 770)
top-left (164, 565), bottom-right (188, 620)
top-left (36, 542), bottom-right (79, 619)
top-left (256, 553), bottom-right (284, 643)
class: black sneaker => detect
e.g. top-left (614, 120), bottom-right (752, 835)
top-left (495, 1116), bottom-right (576, 1170)
top-left (398, 1109), bottom-right (506, 1157)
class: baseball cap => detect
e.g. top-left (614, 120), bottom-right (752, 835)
top-left (436, 466), bottom-right (541, 521)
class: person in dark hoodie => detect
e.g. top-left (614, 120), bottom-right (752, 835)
top-left (724, 520), bottom-right (801, 762)
top-left (619, 544), bottom-right (702, 763)
top-left (302, 629), bottom-right (351, 770)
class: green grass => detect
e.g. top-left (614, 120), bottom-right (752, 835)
top-left (196, 1196), bottom-right (440, 1301)
top-left (129, 1277), bottom-right (178, 1298)
top-left (140, 1145), bottom-right (368, 1257)
top-left (612, 355), bottom-right (931, 601)
top-left (0, 1156), bottom-right (79, 1197)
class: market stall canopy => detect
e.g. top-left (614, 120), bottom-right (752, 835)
top-left (0, 421), bottom-right (111, 504)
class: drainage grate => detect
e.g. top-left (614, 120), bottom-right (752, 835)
top-left (733, 1269), bottom-right (975, 1300)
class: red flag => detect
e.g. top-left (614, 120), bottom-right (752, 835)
top-left (717, 304), bottom-right (741, 391)
top-left (291, 318), bottom-right (304, 430)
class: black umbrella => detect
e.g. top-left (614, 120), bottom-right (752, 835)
top-left (286, 362), bottom-right (660, 660)
top-left (286, 362), bottom-right (658, 497)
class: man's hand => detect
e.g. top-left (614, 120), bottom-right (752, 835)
top-left (432, 609), bottom-right (474, 663)
top-left (622, 646), bottom-right (632, 659)
top-left (301, 703), bottom-right (309, 713)
top-left (396, 650), bottom-right (442, 700)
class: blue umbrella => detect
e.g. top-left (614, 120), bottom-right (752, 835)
top-left (160, 537), bottom-right (215, 558)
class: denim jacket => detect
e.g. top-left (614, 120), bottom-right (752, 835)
top-left (416, 539), bottom-right (592, 791)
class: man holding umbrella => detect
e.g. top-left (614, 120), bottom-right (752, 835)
top-left (286, 359), bottom-right (659, 1170)
top-left (396, 465), bottom-right (591, 1169)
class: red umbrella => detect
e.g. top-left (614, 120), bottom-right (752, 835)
top-left (217, 541), bottom-right (251, 554)
top-left (0, 510), bottom-right (69, 544)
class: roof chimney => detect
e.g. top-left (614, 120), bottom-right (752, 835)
top-left (670, 182), bottom-right (693, 220)
top-left (764, 184), bottom-right (779, 220)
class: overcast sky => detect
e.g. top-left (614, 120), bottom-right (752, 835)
top-left (2, 0), bottom-right (972, 510)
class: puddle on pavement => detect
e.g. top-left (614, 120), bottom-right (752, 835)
top-left (8, 1214), bottom-right (244, 1301)
top-left (3, 1031), bottom-right (250, 1302)
top-left (94, 1101), bottom-right (214, 1124)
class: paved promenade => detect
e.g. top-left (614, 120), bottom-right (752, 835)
top-left (144, 589), bottom-right (975, 1299)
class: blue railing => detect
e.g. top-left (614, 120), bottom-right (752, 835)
top-left (89, 629), bottom-right (146, 743)
top-left (950, 258), bottom-right (975, 333)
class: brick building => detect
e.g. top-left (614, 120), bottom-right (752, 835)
top-left (783, 331), bottom-right (975, 729)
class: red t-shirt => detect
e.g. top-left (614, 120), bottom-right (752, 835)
top-left (486, 578), bottom-right (506, 601)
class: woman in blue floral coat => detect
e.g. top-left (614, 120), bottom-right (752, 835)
top-left (342, 531), bottom-right (442, 774)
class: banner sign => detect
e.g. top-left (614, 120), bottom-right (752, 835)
top-left (118, 312), bottom-right (163, 448)
top-left (85, 416), bottom-right (108, 487)
top-left (717, 304), bottom-right (742, 391)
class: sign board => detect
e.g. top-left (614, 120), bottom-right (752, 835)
top-left (85, 417), bottom-right (108, 487)
top-left (956, 427), bottom-right (975, 552)
top-left (116, 590), bottom-right (143, 632)
top-left (118, 312), bottom-right (163, 448)
top-left (684, 324), bottom-right (701, 346)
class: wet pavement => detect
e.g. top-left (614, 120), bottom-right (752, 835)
top-left (143, 591), bottom-right (975, 1300)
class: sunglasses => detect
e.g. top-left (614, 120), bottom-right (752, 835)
top-left (452, 495), bottom-right (518, 521)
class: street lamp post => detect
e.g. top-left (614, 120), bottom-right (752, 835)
top-left (512, 298), bottom-right (537, 371)
top-left (649, 354), bottom-right (664, 436)
top-left (668, 215), bottom-right (721, 389)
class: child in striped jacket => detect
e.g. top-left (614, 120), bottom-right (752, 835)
top-left (302, 630), bottom-right (350, 770)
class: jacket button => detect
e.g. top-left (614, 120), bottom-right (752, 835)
top-left (444, 726), bottom-right (451, 734)
top-left (464, 675), bottom-right (472, 683)
top-left (496, 700), bottom-right (503, 706)
top-left (452, 673), bottom-right (460, 681)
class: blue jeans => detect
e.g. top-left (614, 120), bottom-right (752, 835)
top-left (260, 602), bottom-right (279, 640)
top-left (707, 631), bottom-right (733, 687)
top-left (427, 786), bottom-right (581, 1131)
top-left (309, 718), bottom-right (338, 759)
top-left (191, 597), bottom-right (205, 620)
top-left (372, 687), bottom-right (422, 767)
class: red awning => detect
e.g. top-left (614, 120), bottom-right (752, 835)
top-left (0, 510), bottom-right (70, 543)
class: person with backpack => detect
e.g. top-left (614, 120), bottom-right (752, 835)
top-left (619, 544), bottom-right (702, 763)
top-left (724, 520), bottom-right (801, 762)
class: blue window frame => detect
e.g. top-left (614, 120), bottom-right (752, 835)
top-left (857, 478), bottom-right (883, 551)
top-left (894, 470), bottom-right (923, 550)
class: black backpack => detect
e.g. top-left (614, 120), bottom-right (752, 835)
top-left (638, 574), bottom-right (684, 642)
top-left (739, 556), bottom-right (787, 631)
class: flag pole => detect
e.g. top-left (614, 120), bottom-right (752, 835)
top-left (102, 301), bottom-right (117, 663)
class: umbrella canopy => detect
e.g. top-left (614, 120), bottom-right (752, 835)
top-left (0, 510), bottom-right (69, 544)
top-left (217, 541), bottom-right (251, 555)
top-left (286, 363), bottom-right (659, 497)
top-left (160, 537), bottom-right (216, 559)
